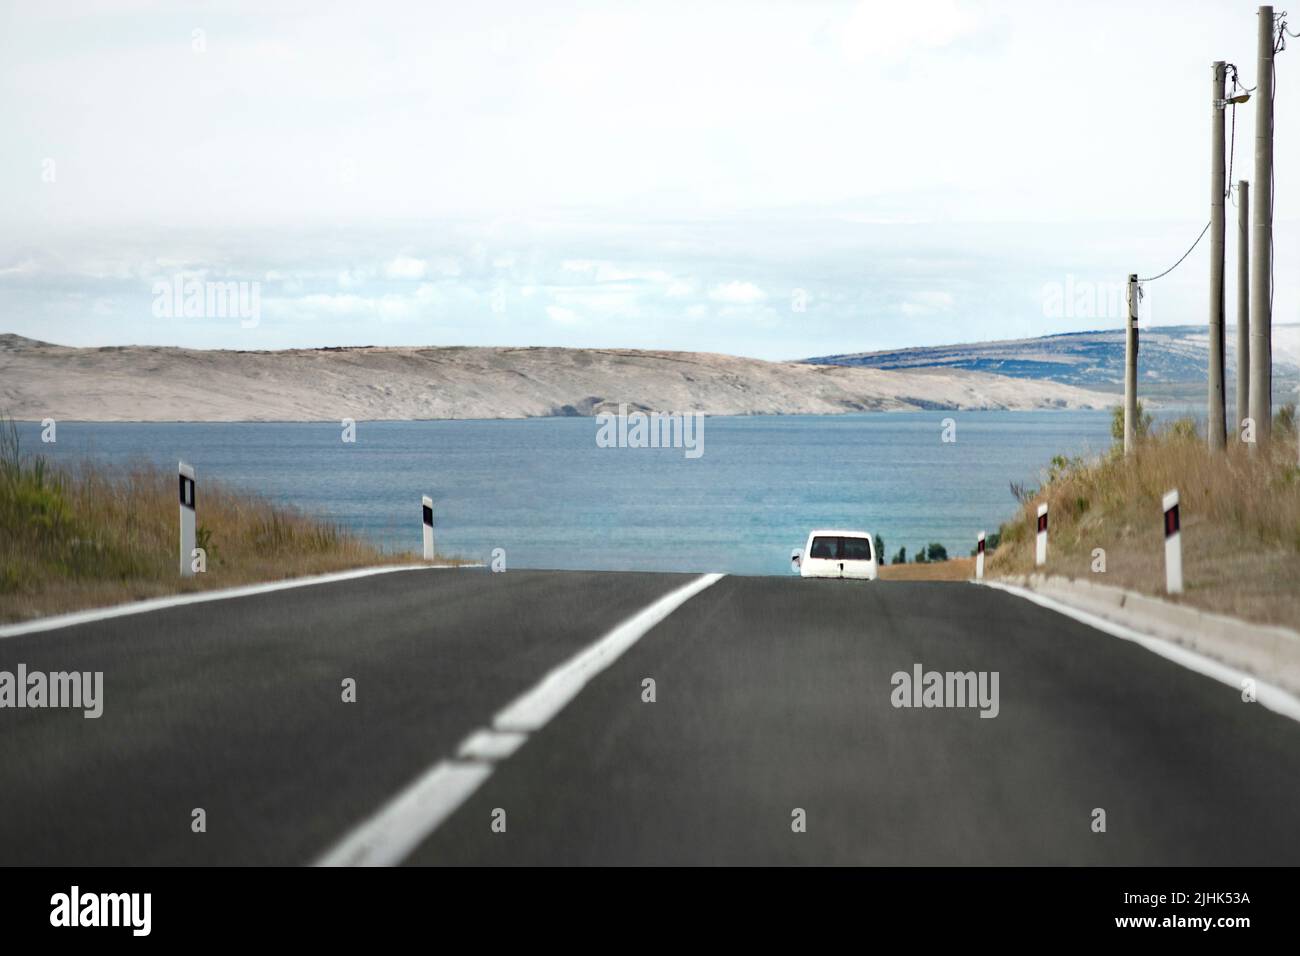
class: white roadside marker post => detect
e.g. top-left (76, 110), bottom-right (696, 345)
top-left (1035, 504), bottom-right (1048, 568)
top-left (1163, 489), bottom-right (1183, 595)
top-left (976, 531), bottom-right (986, 580)
top-left (422, 495), bottom-right (435, 561)
top-left (179, 461), bottom-right (196, 578)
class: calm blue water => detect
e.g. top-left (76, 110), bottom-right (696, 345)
top-left (15, 412), bottom-right (1131, 575)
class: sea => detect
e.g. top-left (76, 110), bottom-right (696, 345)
top-left (14, 410), bottom-right (1168, 575)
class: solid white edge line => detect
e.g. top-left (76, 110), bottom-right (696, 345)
top-left (315, 571), bottom-right (725, 867)
top-left (0, 564), bottom-right (476, 639)
top-left (979, 579), bottom-right (1300, 725)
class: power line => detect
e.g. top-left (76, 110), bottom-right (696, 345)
top-left (1276, 10), bottom-right (1294, 51)
top-left (1227, 62), bottom-right (1256, 93)
top-left (1138, 221), bottom-right (1211, 283)
top-left (1139, 18), bottom-right (1286, 292)
top-left (1270, 11), bottom-right (1286, 319)
top-left (1226, 62), bottom-right (1244, 196)
top-left (1227, 99), bottom-right (1237, 196)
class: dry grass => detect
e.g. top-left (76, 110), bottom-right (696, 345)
top-left (0, 421), bottom-right (447, 624)
top-left (879, 557), bottom-right (975, 581)
top-left (986, 413), bottom-right (1300, 628)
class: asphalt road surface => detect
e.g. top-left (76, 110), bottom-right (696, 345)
top-left (1, 568), bottom-right (1297, 865)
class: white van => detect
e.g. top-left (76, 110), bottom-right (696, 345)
top-left (791, 529), bottom-right (879, 580)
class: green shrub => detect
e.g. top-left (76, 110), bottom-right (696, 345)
top-left (1169, 417), bottom-right (1199, 442)
top-left (1276, 402), bottom-right (1297, 435)
top-left (1110, 401), bottom-right (1152, 449)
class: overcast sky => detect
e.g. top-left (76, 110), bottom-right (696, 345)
top-left (2, 0), bottom-right (1296, 358)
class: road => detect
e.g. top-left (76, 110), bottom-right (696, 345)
top-left (1, 568), bottom-right (1297, 865)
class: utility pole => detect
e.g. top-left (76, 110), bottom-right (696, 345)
top-left (1209, 61), bottom-right (1228, 451)
top-left (1125, 273), bottom-right (1139, 456)
top-left (1250, 5), bottom-right (1275, 450)
top-left (1236, 179), bottom-right (1250, 439)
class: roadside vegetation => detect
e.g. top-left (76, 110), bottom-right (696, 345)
top-left (879, 556), bottom-right (974, 582)
top-left (882, 541), bottom-right (951, 566)
top-left (0, 419), bottom-right (430, 623)
top-left (986, 403), bottom-right (1300, 627)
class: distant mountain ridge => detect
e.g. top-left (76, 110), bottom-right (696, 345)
top-left (806, 325), bottom-right (1300, 400)
top-left (0, 334), bottom-right (1112, 422)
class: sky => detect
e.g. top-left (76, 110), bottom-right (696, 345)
top-left (2, 0), bottom-right (1297, 359)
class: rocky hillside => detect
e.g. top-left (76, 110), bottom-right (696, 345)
top-left (807, 324), bottom-right (1300, 403)
top-left (0, 335), bottom-right (1112, 422)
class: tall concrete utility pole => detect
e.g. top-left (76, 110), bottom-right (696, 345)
top-left (1250, 5), bottom-right (1275, 449)
top-left (1125, 273), bottom-right (1139, 456)
top-left (1236, 179), bottom-right (1250, 438)
top-left (1209, 61), bottom-right (1228, 451)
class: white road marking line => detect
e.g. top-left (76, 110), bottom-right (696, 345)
top-left (494, 572), bottom-right (726, 732)
top-left (315, 761), bottom-right (492, 867)
top-left (980, 580), bottom-right (1300, 725)
top-left (315, 572), bottom-right (725, 867)
top-left (457, 729), bottom-right (528, 761)
top-left (0, 564), bottom-right (470, 638)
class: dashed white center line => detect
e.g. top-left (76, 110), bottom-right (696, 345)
top-left (315, 572), bottom-right (725, 867)
top-left (315, 762), bottom-right (492, 868)
top-left (457, 729), bottom-right (528, 761)
top-left (493, 572), bottom-right (725, 732)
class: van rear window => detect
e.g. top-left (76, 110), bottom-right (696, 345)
top-left (810, 536), bottom-right (873, 561)
top-left (841, 537), bottom-right (873, 561)
top-left (810, 537), bottom-right (837, 559)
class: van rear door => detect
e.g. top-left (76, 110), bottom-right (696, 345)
top-left (802, 534), bottom-right (876, 579)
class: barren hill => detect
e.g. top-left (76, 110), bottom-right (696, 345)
top-left (0, 335), bottom-right (1112, 422)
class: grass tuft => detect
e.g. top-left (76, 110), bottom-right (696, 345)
top-left (987, 406), bottom-right (1300, 627)
top-left (0, 418), bottom-right (441, 623)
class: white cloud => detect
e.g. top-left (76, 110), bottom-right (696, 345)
top-left (834, 0), bottom-right (981, 63)
top-left (271, 281), bottom-right (444, 323)
top-left (708, 280), bottom-right (766, 305)
top-left (2, 0), bottom-right (1288, 236)
top-left (338, 268), bottom-right (374, 290)
top-left (900, 290), bottom-right (955, 316)
top-left (0, 258), bottom-right (40, 278)
top-left (546, 305), bottom-right (580, 325)
top-left (550, 286), bottom-right (642, 315)
top-left (595, 265), bottom-right (673, 283)
top-left (7, 214), bottom-right (1291, 361)
top-left (560, 259), bottom-right (681, 286)
top-left (384, 256), bottom-right (428, 280)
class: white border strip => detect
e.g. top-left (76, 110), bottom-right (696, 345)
top-left (316, 572), bottom-right (725, 866)
top-left (0, 564), bottom-right (467, 638)
top-left (980, 580), bottom-right (1300, 725)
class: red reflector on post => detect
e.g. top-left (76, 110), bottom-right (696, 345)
top-left (1164, 504), bottom-right (1180, 538)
